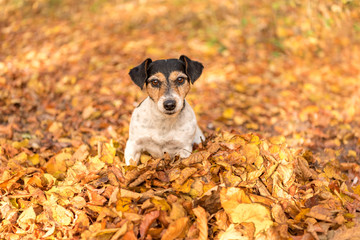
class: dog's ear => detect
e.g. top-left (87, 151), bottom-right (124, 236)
top-left (129, 58), bottom-right (152, 89)
top-left (179, 55), bottom-right (204, 84)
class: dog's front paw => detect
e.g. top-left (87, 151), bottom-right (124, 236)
top-left (124, 140), bottom-right (140, 165)
top-left (179, 148), bottom-right (192, 159)
top-left (125, 156), bottom-right (139, 166)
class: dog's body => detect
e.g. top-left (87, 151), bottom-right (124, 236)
top-left (124, 56), bottom-right (204, 165)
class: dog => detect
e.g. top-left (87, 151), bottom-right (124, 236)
top-left (124, 55), bottom-right (205, 165)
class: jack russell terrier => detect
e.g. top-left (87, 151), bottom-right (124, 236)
top-left (124, 55), bottom-right (205, 165)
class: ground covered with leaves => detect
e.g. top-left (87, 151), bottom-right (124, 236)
top-left (1, 0), bottom-right (360, 239)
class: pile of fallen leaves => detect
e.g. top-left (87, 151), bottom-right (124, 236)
top-left (1, 131), bottom-right (360, 239)
top-left (1, 0), bottom-right (360, 239)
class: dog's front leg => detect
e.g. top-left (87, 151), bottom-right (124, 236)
top-left (192, 125), bottom-right (205, 145)
top-left (124, 140), bottom-right (141, 165)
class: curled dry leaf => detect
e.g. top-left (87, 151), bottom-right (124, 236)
top-left (17, 206), bottom-right (36, 230)
top-left (182, 151), bottom-right (211, 166)
top-left (175, 167), bottom-right (197, 185)
top-left (128, 170), bottom-right (155, 187)
top-left (139, 210), bottom-right (160, 239)
top-left (119, 188), bottom-right (143, 200)
top-left (193, 206), bottom-right (208, 240)
top-left (161, 217), bottom-right (189, 240)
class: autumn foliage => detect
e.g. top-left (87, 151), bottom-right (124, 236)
top-left (1, 0), bottom-right (360, 239)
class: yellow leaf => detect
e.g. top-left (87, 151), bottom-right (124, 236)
top-left (172, 178), bottom-right (194, 193)
top-left (12, 139), bottom-right (29, 149)
top-left (52, 204), bottom-right (74, 226)
top-left (116, 197), bottom-right (132, 212)
top-left (247, 76), bottom-right (262, 84)
top-left (220, 187), bottom-right (252, 213)
top-left (348, 150), bottom-right (357, 158)
top-left (223, 108), bottom-right (234, 119)
top-left (228, 203), bottom-right (273, 235)
top-left (17, 206), bottom-right (36, 230)
top-left (324, 164), bottom-right (342, 180)
top-left (100, 141), bottom-right (116, 164)
top-left (151, 197), bottom-right (171, 211)
top-left (87, 155), bottom-right (105, 172)
top-left (29, 154), bottom-right (40, 165)
top-left (189, 178), bottom-right (204, 198)
top-left (13, 152), bottom-right (28, 164)
top-left (269, 136), bottom-right (286, 145)
top-left (235, 83), bottom-right (245, 93)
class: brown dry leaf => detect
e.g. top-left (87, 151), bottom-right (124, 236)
top-left (215, 210), bottom-right (229, 231)
top-left (0, 170), bottom-right (25, 191)
top-left (193, 206), bottom-right (208, 240)
top-left (169, 202), bottom-right (187, 220)
top-left (119, 188), bottom-right (142, 200)
top-left (168, 167), bottom-right (181, 182)
top-left (182, 151), bottom-right (211, 166)
top-left (306, 205), bottom-right (334, 222)
top-left (271, 204), bottom-right (287, 224)
top-left (295, 157), bottom-right (318, 180)
top-left (87, 188), bottom-right (107, 206)
top-left (161, 217), bottom-right (189, 240)
top-left (175, 167), bottom-right (197, 185)
top-left (128, 170), bottom-right (155, 187)
top-left (71, 144), bottom-right (89, 162)
top-left (139, 210), bottom-right (160, 239)
top-left (122, 230), bottom-right (137, 240)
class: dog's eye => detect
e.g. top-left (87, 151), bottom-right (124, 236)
top-left (151, 79), bottom-right (160, 87)
top-left (176, 77), bottom-right (185, 84)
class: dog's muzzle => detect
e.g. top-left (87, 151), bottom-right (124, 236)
top-left (163, 99), bottom-right (176, 111)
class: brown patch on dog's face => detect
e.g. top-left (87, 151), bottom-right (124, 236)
top-left (146, 71), bottom-right (190, 115)
top-left (146, 72), bottom-right (167, 103)
top-left (168, 71), bottom-right (190, 99)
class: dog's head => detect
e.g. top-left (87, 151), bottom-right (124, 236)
top-left (129, 55), bottom-right (203, 115)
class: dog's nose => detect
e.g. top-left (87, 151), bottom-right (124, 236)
top-left (163, 100), bottom-right (176, 111)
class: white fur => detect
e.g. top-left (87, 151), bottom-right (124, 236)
top-left (124, 97), bottom-right (204, 165)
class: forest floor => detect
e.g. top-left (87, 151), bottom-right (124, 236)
top-left (1, 0), bottom-right (360, 239)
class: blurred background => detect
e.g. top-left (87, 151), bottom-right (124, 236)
top-left (1, 0), bottom-right (360, 164)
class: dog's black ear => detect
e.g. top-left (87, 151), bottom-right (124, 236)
top-left (129, 58), bottom-right (152, 89)
top-left (179, 55), bottom-right (204, 84)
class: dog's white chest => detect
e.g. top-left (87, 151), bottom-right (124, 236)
top-left (128, 97), bottom-right (197, 159)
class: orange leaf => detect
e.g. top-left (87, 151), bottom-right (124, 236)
top-left (161, 217), bottom-right (189, 240)
top-left (193, 206), bottom-right (208, 240)
top-left (140, 210), bottom-right (160, 239)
